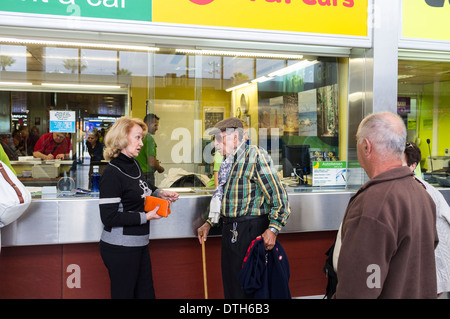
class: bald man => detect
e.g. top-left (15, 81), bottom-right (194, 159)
top-left (333, 112), bottom-right (438, 298)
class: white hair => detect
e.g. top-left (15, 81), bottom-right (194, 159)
top-left (357, 112), bottom-right (406, 160)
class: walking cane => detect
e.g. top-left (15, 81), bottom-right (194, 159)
top-left (200, 231), bottom-right (208, 299)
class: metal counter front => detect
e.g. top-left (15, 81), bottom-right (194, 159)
top-left (2, 187), bottom-right (450, 247)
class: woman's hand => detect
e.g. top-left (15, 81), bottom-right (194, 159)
top-left (146, 205), bottom-right (162, 221)
top-left (159, 190), bottom-right (179, 202)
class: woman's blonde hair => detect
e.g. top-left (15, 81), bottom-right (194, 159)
top-left (103, 116), bottom-right (147, 160)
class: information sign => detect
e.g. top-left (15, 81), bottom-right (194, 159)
top-left (49, 110), bottom-right (76, 133)
top-left (312, 161), bottom-right (347, 186)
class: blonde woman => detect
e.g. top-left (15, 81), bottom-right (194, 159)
top-left (99, 116), bottom-right (178, 299)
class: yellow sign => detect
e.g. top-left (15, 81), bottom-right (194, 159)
top-left (403, 0), bottom-right (450, 41)
top-left (153, 0), bottom-right (367, 37)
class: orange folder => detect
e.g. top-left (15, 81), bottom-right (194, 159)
top-left (145, 196), bottom-right (171, 217)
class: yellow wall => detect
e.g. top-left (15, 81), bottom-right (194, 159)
top-left (130, 75), bottom-right (233, 129)
top-left (130, 77), bottom-right (149, 120)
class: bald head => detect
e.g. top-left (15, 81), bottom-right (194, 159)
top-left (356, 112), bottom-right (406, 178)
top-left (357, 112), bottom-right (406, 160)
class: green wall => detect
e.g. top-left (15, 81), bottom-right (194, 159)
top-left (419, 81), bottom-right (450, 170)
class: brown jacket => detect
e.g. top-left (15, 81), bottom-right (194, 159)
top-left (335, 166), bottom-right (438, 298)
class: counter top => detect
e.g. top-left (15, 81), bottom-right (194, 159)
top-left (11, 160), bottom-right (74, 165)
top-left (1, 186), bottom-right (449, 247)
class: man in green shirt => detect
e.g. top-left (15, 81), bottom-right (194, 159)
top-left (206, 151), bottom-right (223, 188)
top-left (135, 113), bottom-right (164, 186)
top-left (197, 117), bottom-right (290, 298)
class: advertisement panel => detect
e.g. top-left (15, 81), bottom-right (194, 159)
top-left (0, 0), bottom-right (152, 22)
top-left (0, 1), bottom-right (368, 37)
top-left (153, 0), bottom-right (368, 36)
top-left (403, 0), bottom-right (450, 41)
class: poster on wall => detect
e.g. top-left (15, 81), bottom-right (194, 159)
top-left (298, 89), bottom-right (318, 136)
top-left (283, 94), bottom-right (299, 135)
top-left (317, 84), bottom-right (339, 137)
top-left (397, 97), bottom-right (411, 114)
top-left (203, 107), bottom-right (224, 132)
top-left (259, 96), bottom-right (283, 136)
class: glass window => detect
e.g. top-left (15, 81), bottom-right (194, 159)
top-left (119, 51), bottom-right (149, 76)
top-left (81, 49), bottom-right (117, 76)
top-left (45, 47), bottom-right (79, 74)
top-left (0, 45), bottom-right (27, 72)
top-left (398, 58), bottom-right (450, 178)
top-left (0, 38), bottom-right (349, 196)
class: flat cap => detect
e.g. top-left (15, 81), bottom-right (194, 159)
top-left (209, 117), bottom-right (243, 135)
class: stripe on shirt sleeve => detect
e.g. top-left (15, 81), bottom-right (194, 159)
top-left (99, 197), bottom-right (121, 205)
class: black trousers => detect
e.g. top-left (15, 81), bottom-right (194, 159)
top-left (221, 215), bottom-right (269, 299)
top-left (99, 241), bottom-right (155, 299)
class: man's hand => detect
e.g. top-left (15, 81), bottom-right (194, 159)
top-left (197, 222), bottom-right (211, 244)
top-left (261, 228), bottom-right (277, 250)
top-left (157, 164), bottom-right (165, 173)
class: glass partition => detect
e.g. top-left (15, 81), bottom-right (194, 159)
top-left (398, 58), bottom-right (450, 179)
top-left (0, 38), bottom-right (350, 195)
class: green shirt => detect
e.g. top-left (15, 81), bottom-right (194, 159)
top-left (135, 133), bottom-right (156, 173)
top-left (206, 152), bottom-right (223, 187)
top-left (219, 142), bottom-right (290, 231)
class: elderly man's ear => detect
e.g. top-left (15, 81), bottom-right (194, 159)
top-left (362, 138), bottom-right (372, 156)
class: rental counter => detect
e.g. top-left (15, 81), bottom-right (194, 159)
top-left (0, 187), bottom-right (356, 246)
top-left (0, 187), bottom-right (449, 299)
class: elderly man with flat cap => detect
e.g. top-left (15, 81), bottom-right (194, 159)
top-left (197, 117), bottom-right (290, 299)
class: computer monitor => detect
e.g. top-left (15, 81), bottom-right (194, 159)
top-left (282, 145), bottom-right (311, 185)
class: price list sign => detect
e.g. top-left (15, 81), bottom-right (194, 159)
top-left (49, 110), bottom-right (76, 133)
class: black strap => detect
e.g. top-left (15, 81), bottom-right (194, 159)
top-left (50, 143), bottom-right (60, 154)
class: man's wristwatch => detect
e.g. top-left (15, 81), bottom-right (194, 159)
top-left (268, 227), bottom-right (279, 236)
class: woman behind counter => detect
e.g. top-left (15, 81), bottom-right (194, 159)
top-left (98, 116), bottom-right (178, 299)
top-left (86, 130), bottom-right (104, 162)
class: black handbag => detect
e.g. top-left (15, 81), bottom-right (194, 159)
top-left (323, 242), bottom-right (338, 299)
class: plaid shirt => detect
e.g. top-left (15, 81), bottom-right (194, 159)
top-left (220, 142), bottom-right (290, 231)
